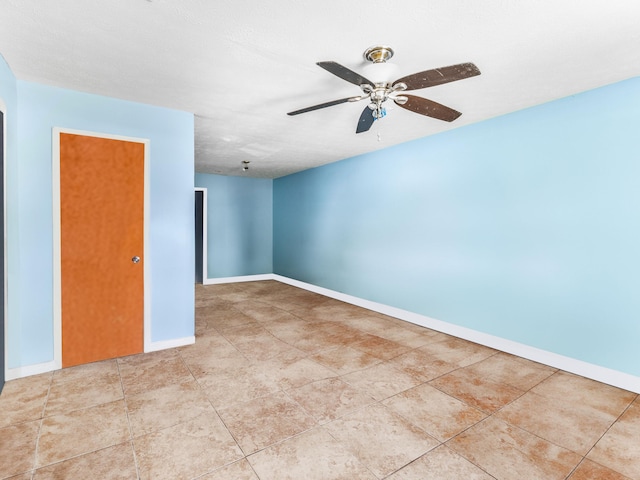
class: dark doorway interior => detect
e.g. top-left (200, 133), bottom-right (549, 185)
top-left (195, 190), bottom-right (204, 284)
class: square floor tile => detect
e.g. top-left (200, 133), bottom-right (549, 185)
top-left (287, 377), bottom-right (376, 424)
top-left (341, 362), bottom-right (421, 401)
top-left (118, 349), bottom-right (194, 397)
top-left (263, 290), bottom-right (329, 311)
top-left (386, 445), bottom-right (494, 480)
top-left (310, 345), bottom-right (381, 375)
top-left (219, 323), bottom-right (271, 343)
top-left (261, 353), bottom-right (336, 390)
top-left (133, 411), bottom-right (243, 480)
top-left (429, 367), bottom-right (524, 413)
top-left (218, 391), bottom-right (316, 454)
top-left (32, 442), bottom-right (137, 479)
top-left (391, 348), bottom-right (460, 382)
top-left (233, 300), bottom-right (295, 324)
top-left (448, 417), bottom-right (581, 480)
top-left (343, 315), bottom-right (440, 350)
top-left (496, 390), bottom-right (618, 455)
top-left (422, 337), bottom-right (496, 368)
top-left (182, 346), bottom-right (250, 380)
top-left (263, 320), bottom-right (320, 346)
top-left (568, 459), bottom-right (633, 480)
top-left (461, 352), bottom-right (556, 391)
top-left (178, 333), bottom-right (240, 364)
top-left (206, 309), bottom-right (260, 332)
top-left (0, 373), bottom-right (51, 427)
top-left (324, 403), bottom-right (439, 478)
top-left (315, 322), bottom-right (368, 349)
top-left (351, 333), bottom-right (411, 360)
top-left (234, 334), bottom-right (302, 362)
top-left (45, 362), bottom-right (123, 416)
top-left (37, 400), bottom-right (130, 468)
top-left (248, 427), bottom-right (376, 480)
top-left (51, 359), bottom-right (118, 384)
top-left (295, 302), bottom-right (371, 323)
top-left (0, 420), bottom-right (40, 478)
top-left (126, 379), bottom-right (214, 437)
top-left (532, 371), bottom-right (636, 418)
top-left (376, 324), bottom-right (447, 349)
top-left (198, 459), bottom-right (259, 480)
top-left (339, 315), bottom-right (397, 335)
top-left (587, 400), bottom-right (640, 479)
top-left (383, 383), bottom-right (487, 441)
top-left (199, 364), bottom-right (280, 409)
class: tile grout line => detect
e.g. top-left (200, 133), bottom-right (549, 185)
top-left (570, 394), bottom-right (638, 479)
top-left (115, 359), bottom-right (142, 480)
top-left (434, 366), bottom-right (589, 478)
top-left (177, 345), bottom-right (255, 473)
top-left (30, 372), bottom-right (54, 474)
top-left (318, 421), bottom-right (381, 480)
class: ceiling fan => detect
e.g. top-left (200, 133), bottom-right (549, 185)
top-left (287, 45), bottom-right (481, 133)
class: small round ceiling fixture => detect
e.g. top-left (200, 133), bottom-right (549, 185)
top-left (242, 160), bottom-right (250, 171)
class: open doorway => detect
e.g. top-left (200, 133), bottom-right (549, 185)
top-left (194, 188), bottom-right (207, 283)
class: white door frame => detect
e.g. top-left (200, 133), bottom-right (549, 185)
top-left (1, 98), bottom-right (7, 384)
top-left (52, 127), bottom-right (151, 369)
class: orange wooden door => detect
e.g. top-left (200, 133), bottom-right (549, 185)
top-left (60, 133), bottom-right (144, 367)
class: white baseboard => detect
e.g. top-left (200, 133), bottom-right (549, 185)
top-left (8, 274), bottom-right (638, 393)
top-left (6, 360), bottom-right (57, 381)
top-left (146, 335), bottom-right (195, 352)
top-left (6, 336), bottom-right (196, 381)
top-left (203, 274), bottom-right (274, 285)
top-left (270, 274), bottom-right (640, 394)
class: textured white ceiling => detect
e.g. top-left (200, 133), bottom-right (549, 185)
top-left (1, 0), bottom-right (639, 178)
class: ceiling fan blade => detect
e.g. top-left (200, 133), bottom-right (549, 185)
top-left (356, 106), bottom-right (375, 134)
top-left (287, 97), bottom-right (358, 116)
top-left (395, 95), bottom-right (462, 122)
top-left (394, 62), bottom-right (481, 91)
top-left (317, 61), bottom-right (374, 87)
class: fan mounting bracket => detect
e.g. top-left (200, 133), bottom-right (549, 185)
top-left (363, 45), bottom-right (394, 63)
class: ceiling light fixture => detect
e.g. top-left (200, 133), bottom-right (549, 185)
top-left (287, 46), bottom-right (480, 134)
top-left (362, 45), bottom-right (399, 84)
top-left (242, 160), bottom-right (250, 171)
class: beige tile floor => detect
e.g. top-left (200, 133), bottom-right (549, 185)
top-left (1, 280), bottom-right (639, 479)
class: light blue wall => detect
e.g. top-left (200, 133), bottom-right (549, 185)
top-left (9, 81), bottom-right (195, 369)
top-left (195, 173), bottom-right (272, 278)
top-left (274, 77), bottom-right (640, 377)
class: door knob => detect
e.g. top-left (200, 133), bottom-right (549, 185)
top-left (132, 256), bottom-right (140, 264)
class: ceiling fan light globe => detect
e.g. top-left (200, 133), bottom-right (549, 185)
top-left (362, 62), bottom-right (399, 85)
